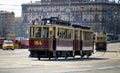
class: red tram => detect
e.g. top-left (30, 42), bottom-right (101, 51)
top-left (29, 18), bottom-right (94, 60)
top-left (95, 33), bottom-right (107, 51)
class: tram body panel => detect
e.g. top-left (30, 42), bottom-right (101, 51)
top-left (82, 40), bottom-right (93, 51)
top-left (82, 30), bottom-right (94, 51)
top-left (73, 40), bottom-right (81, 50)
top-left (56, 39), bottom-right (73, 51)
top-left (96, 42), bottom-right (107, 51)
top-left (29, 38), bottom-right (53, 51)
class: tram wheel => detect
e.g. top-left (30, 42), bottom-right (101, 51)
top-left (38, 57), bottom-right (41, 60)
top-left (38, 55), bottom-right (41, 60)
top-left (86, 52), bottom-right (91, 59)
top-left (49, 57), bottom-right (51, 60)
top-left (86, 55), bottom-right (90, 58)
top-left (65, 56), bottom-right (68, 60)
top-left (73, 55), bottom-right (75, 59)
top-left (55, 57), bottom-right (58, 60)
top-left (81, 54), bottom-right (85, 59)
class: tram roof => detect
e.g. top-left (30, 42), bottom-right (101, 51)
top-left (30, 24), bottom-right (74, 29)
top-left (72, 24), bottom-right (91, 30)
top-left (42, 18), bottom-right (71, 26)
top-left (31, 17), bottom-right (92, 30)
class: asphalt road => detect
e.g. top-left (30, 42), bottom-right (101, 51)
top-left (0, 43), bottom-right (120, 73)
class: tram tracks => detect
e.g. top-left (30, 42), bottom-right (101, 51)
top-left (92, 49), bottom-right (120, 59)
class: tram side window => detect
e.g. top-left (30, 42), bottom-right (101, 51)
top-left (83, 31), bottom-right (86, 41)
top-left (96, 37), bottom-right (100, 42)
top-left (83, 31), bottom-right (92, 41)
top-left (75, 30), bottom-right (79, 40)
top-left (58, 28), bottom-right (63, 38)
top-left (58, 28), bottom-right (72, 39)
top-left (100, 36), bottom-right (106, 42)
top-left (43, 27), bottom-right (49, 38)
top-left (89, 32), bottom-right (93, 41)
top-left (102, 36), bottom-right (106, 42)
top-left (67, 30), bottom-right (72, 39)
top-left (35, 27), bottom-right (41, 38)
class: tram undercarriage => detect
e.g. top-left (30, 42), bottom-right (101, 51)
top-left (29, 50), bottom-right (93, 60)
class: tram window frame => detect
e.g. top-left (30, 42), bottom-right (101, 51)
top-left (95, 34), bottom-right (106, 42)
top-left (102, 36), bottom-right (107, 42)
top-left (35, 27), bottom-right (42, 38)
top-left (49, 30), bottom-right (53, 38)
top-left (100, 36), bottom-right (106, 42)
top-left (39, 21), bottom-right (44, 25)
top-left (89, 32), bottom-right (93, 41)
top-left (67, 29), bottom-right (72, 39)
top-left (57, 27), bottom-right (72, 39)
top-left (30, 27), bottom-right (34, 38)
top-left (83, 31), bottom-right (93, 41)
top-left (96, 37), bottom-right (100, 42)
top-left (53, 27), bottom-right (57, 39)
top-left (43, 27), bottom-right (49, 38)
top-left (75, 30), bottom-right (79, 40)
top-left (80, 30), bottom-right (82, 40)
top-left (49, 27), bottom-right (54, 39)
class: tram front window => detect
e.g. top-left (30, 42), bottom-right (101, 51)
top-left (36, 28), bottom-right (41, 38)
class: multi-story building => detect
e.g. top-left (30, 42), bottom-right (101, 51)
top-left (22, 0), bottom-right (120, 35)
top-left (0, 11), bottom-right (15, 37)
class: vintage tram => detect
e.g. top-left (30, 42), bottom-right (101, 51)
top-left (95, 33), bottom-right (107, 51)
top-left (29, 18), bottom-right (94, 60)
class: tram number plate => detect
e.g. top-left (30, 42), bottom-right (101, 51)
top-left (34, 40), bottom-right (42, 45)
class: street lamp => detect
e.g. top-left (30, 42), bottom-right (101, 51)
top-left (68, 0), bottom-right (71, 22)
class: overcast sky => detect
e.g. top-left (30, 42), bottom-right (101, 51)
top-left (0, 0), bottom-right (40, 17)
top-left (0, 0), bottom-right (119, 17)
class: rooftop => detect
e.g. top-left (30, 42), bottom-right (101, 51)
top-left (0, 11), bottom-right (14, 14)
top-left (22, 0), bottom-right (120, 6)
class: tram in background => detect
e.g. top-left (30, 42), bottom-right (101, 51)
top-left (29, 17), bottom-right (94, 60)
top-left (95, 33), bottom-right (107, 51)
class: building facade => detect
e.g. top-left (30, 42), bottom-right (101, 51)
top-left (22, 0), bottom-right (120, 35)
top-left (0, 11), bottom-right (15, 37)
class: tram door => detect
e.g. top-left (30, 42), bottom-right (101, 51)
top-left (74, 30), bottom-right (80, 50)
top-left (52, 27), bottom-right (56, 50)
top-left (47, 26), bottom-right (56, 50)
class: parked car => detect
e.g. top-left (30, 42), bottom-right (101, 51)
top-left (2, 40), bottom-right (14, 50)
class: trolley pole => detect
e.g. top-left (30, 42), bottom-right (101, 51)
top-left (68, 0), bottom-right (71, 22)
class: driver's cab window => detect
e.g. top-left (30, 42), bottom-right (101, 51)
top-left (35, 27), bottom-right (41, 38)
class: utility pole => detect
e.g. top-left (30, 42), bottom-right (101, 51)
top-left (65, 0), bottom-right (71, 22)
top-left (68, 0), bottom-right (71, 22)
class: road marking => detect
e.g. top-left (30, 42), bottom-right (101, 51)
top-left (98, 66), bottom-right (115, 70)
top-left (64, 65), bottom-right (93, 68)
